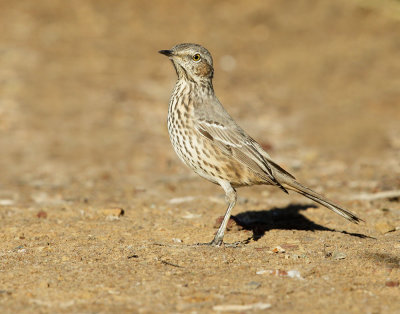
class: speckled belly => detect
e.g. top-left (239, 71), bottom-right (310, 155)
top-left (168, 121), bottom-right (265, 187)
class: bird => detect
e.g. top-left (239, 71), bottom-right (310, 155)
top-left (159, 43), bottom-right (361, 246)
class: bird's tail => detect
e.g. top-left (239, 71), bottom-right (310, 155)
top-left (281, 179), bottom-right (362, 223)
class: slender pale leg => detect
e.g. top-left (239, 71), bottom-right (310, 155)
top-left (210, 181), bottom-right (237, 246)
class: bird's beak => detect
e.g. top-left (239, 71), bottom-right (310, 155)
top-left (159, 49), bottom-right (174, 57)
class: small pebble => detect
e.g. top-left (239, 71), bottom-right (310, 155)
top-left (385, 280), bottom-right (399, 287)
top-left (36, 211), bottom-right (47, 219)
top-left (287, 270), bottom-right (304, 280)
top-left (332, 251), bottom-right (347, 260)
top-left (101, 208), bottom-right (124, 217)
top-left (272, 246), bottom-right (285, 253)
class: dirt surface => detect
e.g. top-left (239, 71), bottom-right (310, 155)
top-left (1, 0), bottom-right (400, 313)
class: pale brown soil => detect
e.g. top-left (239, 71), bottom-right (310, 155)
top-left (1, 0), bottom-right (400, 313)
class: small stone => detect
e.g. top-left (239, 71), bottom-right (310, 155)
top-left (375, 220), bottom-right (395, 234)
top-left (287, 270), bottom-right (304, 280)
top-left (101, 208), bottom-right (124, 217)
top-left (385, 280), bottom-right (399, 287)
top-left (36, 210), bottom-right (47, 219)
top-left (172, 238), bottom-right (182, 243)
top-left (272, 246), bottom-right (285, 253)
top-left (332, 251), bottom-right (347, 260)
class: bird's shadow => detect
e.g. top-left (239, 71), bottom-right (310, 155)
top-left (232, 203), bottom-right (372, 241)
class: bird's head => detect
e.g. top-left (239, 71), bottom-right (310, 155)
top-left (159, 43), bottom-right (214, 82)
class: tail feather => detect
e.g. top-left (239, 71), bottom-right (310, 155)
top-left (282, 179), bottom-right (362, 224)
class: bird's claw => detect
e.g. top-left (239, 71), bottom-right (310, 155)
top-left (194, 240), bottom-right (242, 248)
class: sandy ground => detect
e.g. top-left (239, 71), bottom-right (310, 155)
top-left (1, 0), bottom-right (400, 313)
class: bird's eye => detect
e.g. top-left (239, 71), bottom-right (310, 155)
top-left (192, 53), bottom-right (201, 62)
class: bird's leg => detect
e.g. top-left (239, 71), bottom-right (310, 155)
top-left (209, 182), bottom-right (237, 246)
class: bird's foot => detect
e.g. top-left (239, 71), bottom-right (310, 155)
top-left (194, 239), bottom-right (242, 248)
top-left (209, 236), bottom-right (223, 247)
top-left (194, 241), bottom-right (222, 247)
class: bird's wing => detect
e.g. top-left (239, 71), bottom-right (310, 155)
top-left (195, 119), bottom-right (293, 190)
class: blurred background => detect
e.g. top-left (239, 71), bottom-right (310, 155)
top-left (0, 0), bottom-right (399, 203)
top-left (1, 1), bottom-right (400, 312)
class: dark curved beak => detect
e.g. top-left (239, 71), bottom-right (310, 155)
top-left (159, 49), bottom-right (173, 57)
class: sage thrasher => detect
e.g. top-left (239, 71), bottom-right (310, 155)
top-left (159, 43), bottom-right (361, 246)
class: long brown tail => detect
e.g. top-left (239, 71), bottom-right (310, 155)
top-left (282, 179), bottom-right (362, 223)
